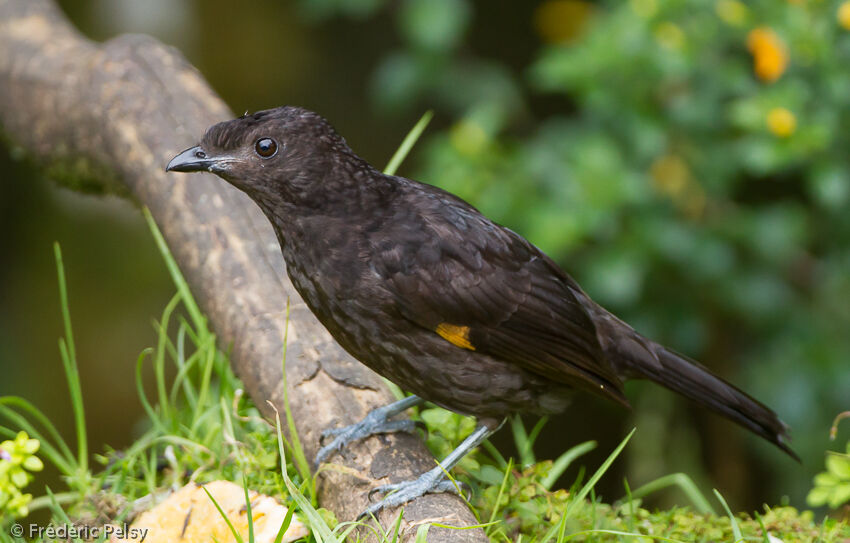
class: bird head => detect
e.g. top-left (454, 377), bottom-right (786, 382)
top-left (166, 106), bottom-right (363, 208)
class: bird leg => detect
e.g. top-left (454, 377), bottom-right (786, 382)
top-left (316, 395), bottom-right (425, 466)
top-left (359, 422), bottom-right (497, 520)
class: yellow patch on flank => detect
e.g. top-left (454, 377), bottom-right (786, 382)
top-left (436, 323), bottom-right (475, 351)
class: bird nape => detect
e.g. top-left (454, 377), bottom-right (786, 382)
top-left (167, 106), bottom-right (797, 518)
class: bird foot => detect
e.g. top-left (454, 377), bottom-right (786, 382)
top-left (358, 468), bottom-right (469, 520)
top-left (316, 407), bottom-right (422, 467)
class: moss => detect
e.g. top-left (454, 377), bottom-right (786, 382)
top-left (43, 154), bottom-right (131, 199)
top-left (1, 127), bottom-right (130, 198)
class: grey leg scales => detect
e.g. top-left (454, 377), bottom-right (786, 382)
top-left (359, 423), bottom-right (496, 520)
top-left (315, 395), bottom-right (425, 466)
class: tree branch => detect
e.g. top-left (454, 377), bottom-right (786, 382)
top-left (0, 1), bottom-right (487, 540)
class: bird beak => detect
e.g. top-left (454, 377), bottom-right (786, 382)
top-left (166, 145), bottom-right (216, 173)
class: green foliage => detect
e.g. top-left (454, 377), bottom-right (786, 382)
top-left (413, 409), bottom-right (848, 541)
top-left (0, 432), bottom-right (43, 518)
top-left (807, 445), bottom-right (850, 509)
top-left (808, 413), bottom-right (850, 509)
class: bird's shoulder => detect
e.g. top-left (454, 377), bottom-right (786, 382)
top-left (369, 178), bottom-right (533, 281)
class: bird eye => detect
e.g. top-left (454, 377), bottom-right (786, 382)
top-left (255, 138), bottom-right (278, 158)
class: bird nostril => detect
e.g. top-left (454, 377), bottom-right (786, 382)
top-left (195, 150), bottom-right (207, 159)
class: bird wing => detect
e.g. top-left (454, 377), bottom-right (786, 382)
top-left (370, 189), bottom-right (628, 405)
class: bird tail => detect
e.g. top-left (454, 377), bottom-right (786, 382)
top-left (584, 299), bottom-right (799, 460)
top-left (624, 337), bottom-right (798, 461)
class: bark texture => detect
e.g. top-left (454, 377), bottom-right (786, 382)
top-left (0, 1), bottom-right (487, 541)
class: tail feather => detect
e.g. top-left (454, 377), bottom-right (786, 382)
top-left (641, 343), bottom-right (798, 461)
top-left (578, 292), bottom-right (798, 460)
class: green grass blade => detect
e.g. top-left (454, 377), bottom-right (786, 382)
top-left (54, 243), bottom-right (87, 473)
top-left (243, 476), bottom-right (255, 543)
top-left (204, 485), bottom-right (246, 543)
top-left (143, 207), bottom-right (206, 333)
top-left (26, 491), bottom-right (77, 514)
top-left (414, 524), bottom-right (430, 543)
top-left (571, 431), bottom-right (633, 508)
top-left (142, 448), bottom-right (157, 494)
top-left (221, 397), bottom-right (237, 454)
top-left (542, 440), bottom-right (597, 490)
top-left (274, 411), bottom-right (336, 543)
top-left (556, 528), bottom-right (688, 542)
top-left (191, 334), bottom-right (218, 435)
top-left (163, 319), bottom-right (200, 409)
top-left (135, 348), bottom-right (166, 432)
top-left (482, 439), bottom-right (508, 469)
top-left (383, 111), bottom-right (434, 176)
top-left (273, 503), bottom-right (296, 543)
top-left (153, 294), bottom-right (182, 425)
top-left (280, 301), bottom-right (312, 487)
top-left (625, 473), bottom-right (715, 515)
top-left (622, 478), bottom-right (636, 532)
top-left (486, 457), bottom-right (514, 534)
top-left (511, 415), bottom-right (535, 467)
top-left (526, 416), bottom-right (549, 453)
top-left (755, 511), bottom-right (771, 543)
top-left (542, 429), bottom-right (635, 543)
top-left (713, 488), bottom-right (744, 543)
top-left (170, 344), bottom-right (202, 408)
top-left (389, 508), bottom-right (404, 543)
top-left (44, 486), bottom-right (83, 543)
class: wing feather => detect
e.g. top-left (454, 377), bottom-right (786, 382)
top-left (372, 187), bottom-right (627, 405)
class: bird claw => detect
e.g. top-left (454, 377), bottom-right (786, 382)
top-left (358, 470), bottom-right (467, 520)
top-left (315, 413), bottom-right (421, 467)
top-left (319, 425), bottom-right (348, 442)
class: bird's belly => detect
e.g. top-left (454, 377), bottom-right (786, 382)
top-left (290, 271), bottom-right (572, 418)
top-left (356, 326), bottom-right (575, 419)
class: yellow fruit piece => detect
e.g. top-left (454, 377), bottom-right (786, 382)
top-left (109, 481), bottom-right (309, 543)
top-left (767, 107), bottom-right (796, 137)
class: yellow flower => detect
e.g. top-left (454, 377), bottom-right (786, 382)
top-left (838, 1), bottom-right (850, 30)
top-left (715, 0), bottom-right (748, 26)
top-left (650, 155), bottom-right (706, 218)
top-left (651, 155), bottom-right (689, 198)
top-left (630, 0), bottom-right (658, 18)
top-left (766, 107), bottom-right (796, 137)
top-left (654, 22), bottom-right (685, 50)
top-left (746, 27), bottom-right (788, 83)
top-left (450, 120), bottom-right (488, 156)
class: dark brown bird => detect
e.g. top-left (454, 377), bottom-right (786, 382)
top-left (167, 106), bottom-right (796, 517)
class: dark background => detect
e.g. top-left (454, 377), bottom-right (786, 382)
top-left (2, 0), bottom-right (848, 515)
